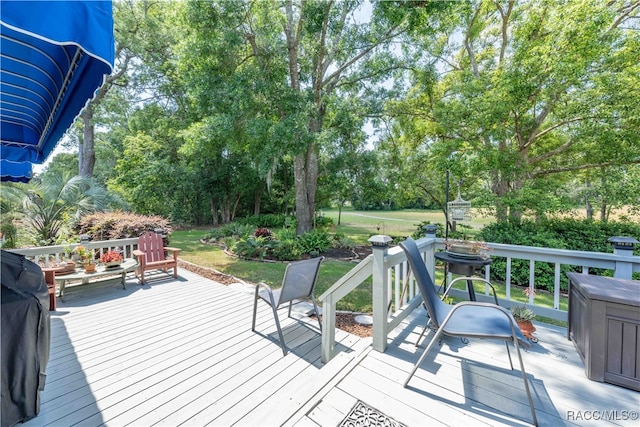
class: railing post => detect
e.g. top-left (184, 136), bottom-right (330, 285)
top-left (608, 236), bottom-right (638, 279)
top-left (321, 293), bottom-right (336, 363)
top-left (370, 235), bottom-right (392, 353)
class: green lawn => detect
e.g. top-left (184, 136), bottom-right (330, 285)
top-left (170, 229), bottom-right (367, 311)
top-left (321, 208), bottom-right (494, 243)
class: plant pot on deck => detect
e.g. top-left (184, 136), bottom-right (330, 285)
top-left (516, 320), bottom-right (537, 341)
top-left (83, 263), bottom-right (97, 273)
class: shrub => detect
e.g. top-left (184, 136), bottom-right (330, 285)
top-left (203, 228), bottom-right (227, 240)
top-left (233, 236), bottom-right (278, 260)
top-left (316, 215), bottom-right (334, 227)
top-left (236, 214), bottom-right (290, 228)
top-left (78, 211), bottom-right (172, 240)
top-left (220, 222), bottom-right (255, 239)
top-left (331, 233), bottom-right (356, 249)
top-left (298, 228), bottom-right (331, 256)
top-left (254, 227), bottom-right (273, 238)
top-left (478, 218), bottom-right (640, 289)
top-left (271, 227), bottom-right (302, 260)
top-left (272, 239), bottom-right (302, 261)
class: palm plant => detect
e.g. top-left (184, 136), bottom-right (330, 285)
top-left (2, 170), bottom-right (122, 245)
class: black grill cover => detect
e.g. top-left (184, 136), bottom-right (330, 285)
top-left (1, 250), bottom-right (50, 427)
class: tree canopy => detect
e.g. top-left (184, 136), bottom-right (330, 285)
top-left (30, 0), bottom-right (640, 228)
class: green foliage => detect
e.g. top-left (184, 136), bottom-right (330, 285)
top-left (272, 226), bottom-right (302, 260)
top-left (236, 214), bottom-right (290, 229)
top-left (233, 236), bottom-right (278, 261)
top-left (202, 228), bottom-right (227, 241)
top-left (411, 221), bottom-right (444, 239)
top-left (331, 233), bottom-right (356, 250)
top-left (0, 221), bottom-right (17, 249)
top-left (271, 239), bottom-right (303, 261)
top-left (315, 215), bottom-right (334, 228)
top-left (478, 219), bottom-right (640, 289)
top-left (298, 228), bottom-right (332, 256)
top-left (511, 305), bottom-right (536, 322)
top-left (2, 171), bottom-right (122, 246)
top-left (78, 211), bottom-right (172, 240)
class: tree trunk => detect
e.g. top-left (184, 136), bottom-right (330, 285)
top-left (210, 199), bottom-right (218, 226)
top-left (231, 193), bottom-right (240, 222)
top-left (585, 179), bottom-right (593, 220)
top-left (294, 151), bottom-right (313, 234)
top-left (254, 190), bottom-right (261, 216)
top-left (492, 176), bottom-right (510, 221)
top-left (221, 200), bottom-right (231, 224)
top-left (600, 200), bottom-right (607, 222)
top-left (79, 107), bottom-right (95, 177)
top-left (599, 173), bottom-right (608, 222)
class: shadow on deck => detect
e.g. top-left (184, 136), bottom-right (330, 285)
top-left (24, 269), bottom-right (638, 427)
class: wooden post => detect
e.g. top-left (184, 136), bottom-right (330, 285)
top-left (320, 293), bottom-right (336, 364)
top-left (370, 235), bottom-right (392, 353)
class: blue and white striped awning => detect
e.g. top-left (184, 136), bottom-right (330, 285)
top-left (1, 0), bottom-right (114, 181)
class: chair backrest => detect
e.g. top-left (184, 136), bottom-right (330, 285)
top-left (399, 237), bottom-right (449, 327)
top-left (137, 231), bottom-right (166, 262)
top-left (277, 256), bottom-right (324, 305)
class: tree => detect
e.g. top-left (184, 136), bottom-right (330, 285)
top-left (178, 0), bottom-right (453, 233)
top-left (387, 0), bottom-right (640, 220)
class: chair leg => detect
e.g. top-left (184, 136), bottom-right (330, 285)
top-left (414, 321), bottom-right (430, 347)
top-left (311, 295), bottom-right (322, 331)
top-left (514, 338), bottom-right (538, 426)
top-left (505, 342), bottom-right (514, 370)
top-left (252, 286), bottom-right (259, 331)
top-left (404, 325), bottom-right (445, 387)
top-left (271, 305), bottom-right (288, 356)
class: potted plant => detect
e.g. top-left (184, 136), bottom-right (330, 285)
top-left (100, 250), bottom-right (123, 268)
top-left (74, 245), bottom-right (96, 272)
top-left (510, 288), bottom-right (537, 341)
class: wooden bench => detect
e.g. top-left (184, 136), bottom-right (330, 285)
top-left (133, 231), bottom-right (181, 285)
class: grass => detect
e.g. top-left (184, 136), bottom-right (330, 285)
top-left (321, 207), bottom-right (493, 243)
top-left (171, 209), bottom-right (567, 326)
top-left (170, 229), bottom-right (368, 312)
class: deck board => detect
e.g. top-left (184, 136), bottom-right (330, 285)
top-left (21, 269), bottom-right (639, 427)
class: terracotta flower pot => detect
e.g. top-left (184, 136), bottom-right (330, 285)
top-left (516, 320), bottom-right (536, 340)
top-left (83, 263), bottom-right (96, 273)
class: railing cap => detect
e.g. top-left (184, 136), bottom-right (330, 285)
top-left (608, 236), bottom-right (639, 250)
top-left (369, 235), bottom-right (393, 248)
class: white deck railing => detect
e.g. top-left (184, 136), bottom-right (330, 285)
top-left (319, 233), bottom-right (639, 362)
top-left (8, 238), bottom-right (140, 266)
top-left (7, 234), bottom-right (639, 364)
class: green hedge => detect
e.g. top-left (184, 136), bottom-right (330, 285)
top-left (478, 219), bottom-right (640, 291)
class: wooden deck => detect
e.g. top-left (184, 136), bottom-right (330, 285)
top-left (24, 269), bottom-right (638, 427)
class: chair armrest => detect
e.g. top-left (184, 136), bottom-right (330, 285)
top-left (447, 277), bottom-right (499, 305)
top-left (255, 282), bottom-right (277, 306)
top-left (133, 249), bottom-right (144, 257)
top-left (164, 247), bottom-right (181, 260)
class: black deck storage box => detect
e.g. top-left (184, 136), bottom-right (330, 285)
top-left (567, 273), bottom-right (640, 391)
top-left (1, 250), bottom-right (51, 427)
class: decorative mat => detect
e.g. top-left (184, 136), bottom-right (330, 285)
top-left (338, 400), bottom-right (406, 427)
